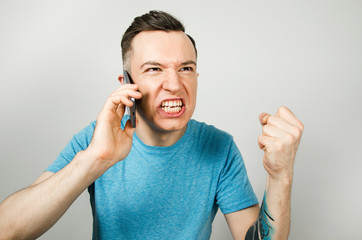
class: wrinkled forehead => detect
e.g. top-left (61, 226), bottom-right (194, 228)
top-left (129, 31), bottom-right (197, 70)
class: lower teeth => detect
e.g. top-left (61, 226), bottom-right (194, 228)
top-left (162, 107), bottom-right (182, 113)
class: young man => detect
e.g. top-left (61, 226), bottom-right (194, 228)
top-left (0, 11), bottom-right (303, 240)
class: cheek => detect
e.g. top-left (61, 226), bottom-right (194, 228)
top-left (190, 81), bottom-right (198, 104)
top-left (137, 87), bottom-right (157, 114)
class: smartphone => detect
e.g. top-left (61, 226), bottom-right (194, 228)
top-left (123, 70), bottom-right (136, 128)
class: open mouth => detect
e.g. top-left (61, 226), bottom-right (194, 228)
top-left (161, 99), bottom-right (184, 114)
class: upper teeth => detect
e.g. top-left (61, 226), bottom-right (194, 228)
top-left (162, 100), bottom-right (183, 107)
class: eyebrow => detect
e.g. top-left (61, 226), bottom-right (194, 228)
top-left (140, 61), bottom-right (162, 69)
top-left (140, 60), bottom-right (197, 69)
top-left (181, 60), bottom-right (197, 66)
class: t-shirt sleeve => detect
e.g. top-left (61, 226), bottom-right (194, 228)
top-left (215, 139), bottom-right (259, 214)
top-left (45, 122), bottom-right (96, 173)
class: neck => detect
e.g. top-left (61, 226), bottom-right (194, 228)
top-left (135, 118), bottom-right (187, 147)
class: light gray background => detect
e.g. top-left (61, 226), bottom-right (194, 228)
top-left (1, 0), bottom-right (361, 239)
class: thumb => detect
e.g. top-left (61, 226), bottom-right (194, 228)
top-left (259, 112), bottom-right (270, 126)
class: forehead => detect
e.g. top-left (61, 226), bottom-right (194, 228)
top-left (130, 31), bottom-right (196, 66)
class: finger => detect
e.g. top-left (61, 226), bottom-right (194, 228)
top-left (102, 96), bottom-right (129, 128)
top-left (116, 103), bottom-right (125, 121)
top-left (99, 89), bottom-right (140, 124)
top-left (100, 95), bottom-right (128, 116)
top-left (258, 135), bottom-right (274, 151)
top-left (262, 124), bottom-right (290, 138)
top-left (114, 83), bottom-right (140, 93)
top-left (108, 89), bottom-right (140, 108)
top-left (268, 116), bottom-right (302, 138)
top-left (123, 118), bottom-right (136, 138)
top-left (259, 112), bottom-right (271, 126)
top-left (111, 88), bottom-right (142, 100)
top-left (276, 106), bottom-right (303, 129)
top-left (258, 136), bottom-right (266, 150)
top-left (266, 116), bottom-right (297, 134)
top-left (117, 96), bottom-right (135, 108)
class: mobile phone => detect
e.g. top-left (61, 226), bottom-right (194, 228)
top-left (123, 70), bottom-right (136, 128)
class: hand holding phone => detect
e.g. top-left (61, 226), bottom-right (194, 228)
top-left (123, 70), bottom-right (137, 128)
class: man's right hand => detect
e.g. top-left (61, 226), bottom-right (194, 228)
top-left (0, 78), bottom-right (142, 240)
top-left (86, 81), bottom-right (142, 167)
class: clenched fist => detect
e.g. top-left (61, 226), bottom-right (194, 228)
top-left (258, 106), bottom-right (304, 181)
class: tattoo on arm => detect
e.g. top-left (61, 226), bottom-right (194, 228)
top-left (245, 193), bottom-right (275, 240)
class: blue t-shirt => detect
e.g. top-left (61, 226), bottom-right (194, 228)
top-left (46, 119), bottom-right (258, 240)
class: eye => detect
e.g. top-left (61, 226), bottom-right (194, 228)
top-left (180, 66), bottom-right (193, 72)
top-left (146, 67), bottom-right (161, 72)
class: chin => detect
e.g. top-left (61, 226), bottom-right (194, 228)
top-left (154, 118), bottom-right (189, 133)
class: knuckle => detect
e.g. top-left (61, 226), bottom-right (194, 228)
top-left (292, 126), bottom-right (302, 138)
top-left (298, 122), bottom-right (304, 132)
top-left (277, 106), bottom-right (284, 114)
top-left (285, 133), bottom-right (295, 144)
top-left (290, 127), bottom-right (299, 137)
top-left (279, 105), bottom-right (288, 112)
top-left (267, 116), bottom-right (274, 124)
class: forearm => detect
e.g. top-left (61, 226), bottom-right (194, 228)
top-left (242, 107), bottom-right (302, 239)
top-left (0, 150), bottom-right (109, 240)
top-left (246, 174), bottom-right (292, 240)
top-left (264, 174), bottom-right (292, 239)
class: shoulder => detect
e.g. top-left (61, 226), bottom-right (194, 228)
top-left (188, 119), bottom-right (234, 148)
top-left (76, 120), bottom-right (96, 137)
top-left (189, 119), bottom-right (232, 138)
top-left (46, 121), bottom-right (97, 172)
top-left (70, 121), bottom-right (96, 148)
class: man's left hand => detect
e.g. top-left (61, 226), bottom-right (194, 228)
top-left (258, 106), bottom-right (304, 181)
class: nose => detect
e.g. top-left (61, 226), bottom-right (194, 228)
top-left (162, 70), bottom-right (182, 93)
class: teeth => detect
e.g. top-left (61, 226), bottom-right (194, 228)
top-left (161, 99), bottom-right (183, 109)
top-left (161, 106), bottom-right (182, 113)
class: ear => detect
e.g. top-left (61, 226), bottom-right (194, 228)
top-left (196, 73), bottom-right (200, 77)
top-left (118, 74), bottom-right (124, 84)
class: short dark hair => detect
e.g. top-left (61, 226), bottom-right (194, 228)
top-left (121, 10), bottom-right (197, 70)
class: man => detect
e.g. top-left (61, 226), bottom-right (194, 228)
top-left (0, 10), bottom-right (303, 240)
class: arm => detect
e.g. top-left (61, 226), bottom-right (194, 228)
top-left (0, 152), bottom-right (107, 240)
top-left (0, 79), bottom-right (142, 240)
top-left (245, 181), bottom-right (291, 240)
top-left (225, 106), bottom-right (303, 240)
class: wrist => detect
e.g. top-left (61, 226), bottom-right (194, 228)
top-left (268, 170), bottom-right (293, 189)
top-left (74, 149), bottom-right (113, 181)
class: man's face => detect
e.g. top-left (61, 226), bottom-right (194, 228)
top-left (129, 30), bottom-right (198, 133)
